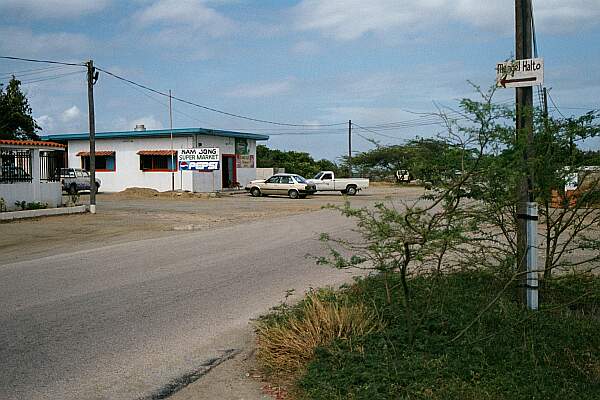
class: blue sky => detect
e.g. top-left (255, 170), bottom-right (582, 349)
top-left (1, 0), bottom-right (599, 160)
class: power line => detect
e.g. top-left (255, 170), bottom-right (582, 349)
top-left (547, 91), bottom-right (566, 119)
top-left (95, 65), bottom-right (347, 128)
top-left (16, 70), bottom-right (85, 85)
top-left (266, 130), bottom-right (348, 136)
top-left (0, 65), bottom-right (71, 80)
top-left (0, 55), bottom-right (85, 67)
top-left (351, 122), bottom-right (407, 141)
top-left (115, 75), bottom-right (216, 127)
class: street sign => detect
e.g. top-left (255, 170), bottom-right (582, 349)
top-left (496, 58), bottom-right (543, 88)
top-left (178, 148), bottom-right (220, 171)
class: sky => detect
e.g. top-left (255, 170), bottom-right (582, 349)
top-left (1, 0), bottom-right (599, 161)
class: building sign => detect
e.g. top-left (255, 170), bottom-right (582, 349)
top-left (496, 58), bottom-right (544, 88)
top-left (236, 154), bottom-right (255, 168)
top-left (235, 138), bottom-right (253, 167)
top-left (178, 148), bottom-right (220, 171)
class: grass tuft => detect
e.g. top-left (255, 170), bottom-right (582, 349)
top-left (255, 290), bottom-right (384, 380)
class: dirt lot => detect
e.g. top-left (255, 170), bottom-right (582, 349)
top-left (0, 185), bottom-right (423, 265)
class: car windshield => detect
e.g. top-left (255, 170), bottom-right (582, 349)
top-left (293, 175), bottom-right (307, 184)
top-left (313, 172), bottom-right (323, 180)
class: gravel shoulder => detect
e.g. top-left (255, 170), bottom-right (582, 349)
top-left (0, 186), bottom-right (420, 265)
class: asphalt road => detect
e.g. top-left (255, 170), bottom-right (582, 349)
top-left (0, 208), bottom-right (362, 399)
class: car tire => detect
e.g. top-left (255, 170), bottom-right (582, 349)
top-left (288, 189), bottom-right (299, 199)
top-left (346, 185), bottom-right (357, 196)
top-left (69, 183), bottom-right (78, 195)
top-left (250, 187), bottom-right (261, 197)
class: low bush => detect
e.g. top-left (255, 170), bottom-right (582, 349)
top-left (14, 201), bottom-right (48, 210)
top-left (258, 272), bottom-right (600, 399)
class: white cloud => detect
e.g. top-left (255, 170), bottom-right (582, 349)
top-left (0, 0), bottom-right (110, 20)
top-left (61, 106), bottom-right (81, 123)
top-left (36, 115), bottom-right (55, 131)
top-left (0, 27), bottom-right (91, 58)
top-left (293, 0), bottom-right (600, 40)
top-left (133, 116), bottom-right (164, 130)
top-left (226, 80), bottom-right (294, 98)
top-left (111, 116), bottom-right (164, 131)
top-left (135, 0), bottom-right (234, 37)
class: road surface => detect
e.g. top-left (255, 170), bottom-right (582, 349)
top-left (0, 208), bottom-right (362, 399)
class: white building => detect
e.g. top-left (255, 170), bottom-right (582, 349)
top-left (44, 126), bottom-right (269, 193)
top-left (0, 139), bottom-right (65, 210)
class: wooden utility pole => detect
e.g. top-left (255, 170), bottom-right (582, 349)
top-left (348, 120), bottom-right (352, 177)
top-left (86, 60), bottom-right (97, 214)
top-left (515, 0), bottom-right (535, 305)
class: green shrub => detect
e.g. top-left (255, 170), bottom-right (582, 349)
top-left (25, 201), bottom-right (48, 210)
top-left (272, 272), bottom-right (600, 399)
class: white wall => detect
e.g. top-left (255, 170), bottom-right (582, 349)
top-left (67, 134), bottom-right (260, 192)
top-left (256, 168), bottom-right (274, 180)
top-left (192, 170), bottom-right (222, 192)
top-left (0, 182), bottom-right (62, 211)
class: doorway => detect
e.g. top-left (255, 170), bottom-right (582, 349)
top-left (222, 154), bottom-right (236, 189)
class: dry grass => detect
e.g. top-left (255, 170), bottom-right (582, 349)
top-left (255, 292), bottom-right (383, 379)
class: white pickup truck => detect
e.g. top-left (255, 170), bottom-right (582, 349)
top-left (308, 171), bottom-right (369, 195)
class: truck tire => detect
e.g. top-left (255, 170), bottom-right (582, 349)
top-left (346, 185), bottom-right (357, 196)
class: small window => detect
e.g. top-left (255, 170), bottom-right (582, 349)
top-left (280, 176), bottom-right (292, 184)
top-left (81, 155), bottom-right (116, 171)
top-left (139, 155), bottom-right (177, 171)
top-left (266, 176), bottom-right (280, 184)
top-left (322, 173), bottom-right (333, 180)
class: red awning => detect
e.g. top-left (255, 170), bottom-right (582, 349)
top-left (137, 150), bottom-right (177, 156)
top-left (76, 151), bottom-right (115, 156)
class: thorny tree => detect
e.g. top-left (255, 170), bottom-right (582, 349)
top-left (318, 86), bottom-right (600, 342)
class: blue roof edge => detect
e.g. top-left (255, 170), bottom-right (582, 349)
top-left (42, 127), bottom-right (269, 141)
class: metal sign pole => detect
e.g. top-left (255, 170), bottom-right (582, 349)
top-left (526, 202), bottom-right (538, 310)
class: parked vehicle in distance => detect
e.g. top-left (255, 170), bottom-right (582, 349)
top-left (395, 169), bottom-right (411, 183)
top-left (245, 173), bottom-right (316, 199)
top-left (59, 168), bottom-right (101, 194)
top-left (308, 171), bottom-right (369, 195)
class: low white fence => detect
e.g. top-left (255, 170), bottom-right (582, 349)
top-left (0, 182), bottom-right (63, 211)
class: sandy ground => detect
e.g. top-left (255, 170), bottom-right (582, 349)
top-left (0, 186), bottom-right (418, 265)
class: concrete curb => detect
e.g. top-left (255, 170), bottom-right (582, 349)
top-left (0, 205), bottom-right (88, 221)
